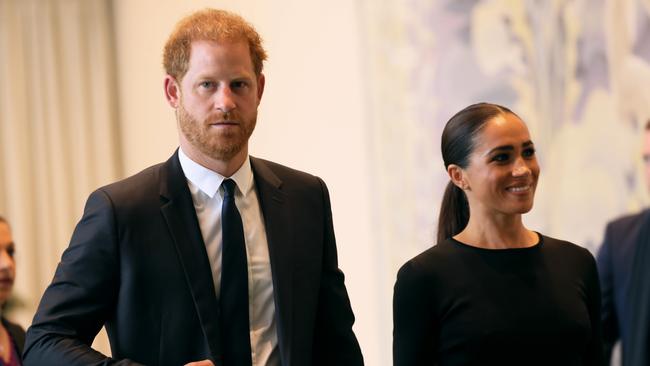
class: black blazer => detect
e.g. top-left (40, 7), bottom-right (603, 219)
top-left (597, 209), bottom-right (650, 366)
top-left (3, 317), bottom-right (25, 358)
top-left (23, 152), bottom-right (363, 366)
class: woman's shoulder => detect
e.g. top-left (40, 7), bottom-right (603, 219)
top-left (538, 233), bottom-right (596, 265)
top-left (540, 234), bottom-right (589, 252)
top-left (394, 240), bottom-right (461, 303)
top-left (397, 239), bottom-right (460, 278)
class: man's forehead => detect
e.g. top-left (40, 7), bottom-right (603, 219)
top-left (188, 39), bottom-right (251, 60)
top-left (184, 40), bottom-right (255, 77)
top-left (189, 38), bottom-right (249, 50)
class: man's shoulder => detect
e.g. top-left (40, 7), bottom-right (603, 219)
top-left (251, 156), bottom-right (323, 187)
top-left (99, 161), bottom-right (166, 195)
top-left (606, 208), bottom-right (650, 233)
top-left (82, 156), bottom-right (180, 216)
top-left (87, 153), bottom-right (180, 211)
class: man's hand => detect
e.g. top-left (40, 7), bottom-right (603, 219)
top-left (184, 360), bottom-right (215, 366)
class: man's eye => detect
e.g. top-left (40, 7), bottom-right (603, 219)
top-left (199, 81), bottom-right (215, 89)
top-left (523, 147), bottom-right (536, 158)
top-left (231, 81), bottom-right (247, 89)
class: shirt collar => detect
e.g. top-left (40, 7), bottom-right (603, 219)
top-left (178, 147), bottom-right (254, 199)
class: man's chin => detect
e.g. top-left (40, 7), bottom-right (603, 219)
top-left (201, 145), bottom-right (244, 162)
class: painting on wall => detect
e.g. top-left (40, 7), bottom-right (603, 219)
top-left (362, 0), bottom-right (650, 263)
top-left (361, 2), bottom-right (650, 361)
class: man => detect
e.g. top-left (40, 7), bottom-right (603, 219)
top-left (24, 9), bottom-right (363, 366)
top-left (597, 120), bottom-right (650, 366)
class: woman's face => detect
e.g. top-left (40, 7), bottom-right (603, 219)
top-left (0, 222), bottom-right (16, 304)
top-left (459, 113), bottom-right (540, 217)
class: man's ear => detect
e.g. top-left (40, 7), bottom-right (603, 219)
top-left (447, 164), bottom-right (469, 190)
top-left (256, 73), bottom-right (265, 104)
top-left (164, 75), bottom-right (180, 108)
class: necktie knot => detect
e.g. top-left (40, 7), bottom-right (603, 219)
top-left (222, 179), bottom-right (237, 198)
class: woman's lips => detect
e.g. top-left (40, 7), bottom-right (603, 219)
top-left (506, 185), bottom-right (531, 193)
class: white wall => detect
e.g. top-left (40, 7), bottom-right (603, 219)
top-left (112, 0), bottom-right (382, 364)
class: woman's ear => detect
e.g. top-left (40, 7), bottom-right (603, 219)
top-left (447, 164), bottom-right (469, 190)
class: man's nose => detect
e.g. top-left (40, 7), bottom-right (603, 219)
top-left (214, 86), bottom-right (236, 112)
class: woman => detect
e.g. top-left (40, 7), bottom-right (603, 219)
top-left (393, 103), bottom-right (603, 365)
top-left (0, 216), bottom-right (24, 365)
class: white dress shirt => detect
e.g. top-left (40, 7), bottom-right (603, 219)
top-left (178, 148), bottom-right (279, 366)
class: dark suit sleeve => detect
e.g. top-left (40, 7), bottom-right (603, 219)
top-left (311, 177), bottom-right (364, 366)
top-left (596, 223), bottom-right (619, 364)
top-left (393, 261), bottom-right (436, 366)
top-left (23, 189), bottom-right (144, 366)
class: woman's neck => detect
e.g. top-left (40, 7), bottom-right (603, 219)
top-left (454, 212), bottom-right (538, 249)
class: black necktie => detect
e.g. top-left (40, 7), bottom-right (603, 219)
top-left (220, 179), bottom-right (252, 366)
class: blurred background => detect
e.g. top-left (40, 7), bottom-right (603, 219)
top-left (1, 0), bottom-right (649, 365)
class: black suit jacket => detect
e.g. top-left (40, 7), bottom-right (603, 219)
top-left (23, 152), bottom-right (363, 366)
top-left (597, 209), bottom-right (650, 366)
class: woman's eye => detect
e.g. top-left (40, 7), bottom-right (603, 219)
top-left (492, 153), bottom-right (509, 162)
top-left (523, 147), bottom-right (536, 158)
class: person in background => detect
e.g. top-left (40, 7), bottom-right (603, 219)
top-left (23, 9), bottom-right (363, 366)
top-left (597, 120), bottom-right (650, 366)
top-left (393, 103), bottom-right (604, 365)
top-left (0, 216), bottom-right (24, 366)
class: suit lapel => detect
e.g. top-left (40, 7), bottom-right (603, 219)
top-left (159, 151), bottom-right (223, 363)
top-left (251, 157), bottom-right (294, 366)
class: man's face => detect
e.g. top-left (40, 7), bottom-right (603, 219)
top-left (173, 40), bottom-right (264, 163)
top-left (643, 130), bottom-right (650, 191)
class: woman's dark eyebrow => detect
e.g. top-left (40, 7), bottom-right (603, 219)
top-left (485, 140), bottom-right (534, 156)
top-left (484, 145), bottom-right (513, 157)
